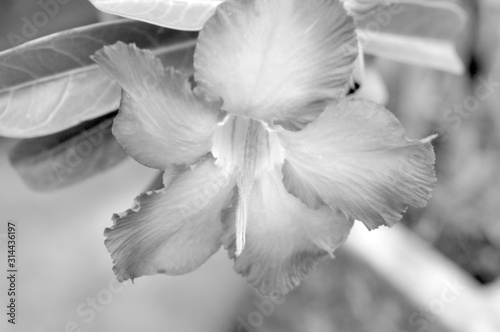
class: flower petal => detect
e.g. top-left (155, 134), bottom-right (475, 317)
top-left (105, 158), bottom-right (235, 281)
top-left (280, 98), bottom-right (436, 230)
top-left (222, 167), bottom-right (353, 296)
top-left (194, 0), bottom-right (357, 128)
top-left (92, 42), bottom-right (223, 169)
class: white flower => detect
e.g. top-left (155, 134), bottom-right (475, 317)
top-left (93, 0), bottom-right (436, 295)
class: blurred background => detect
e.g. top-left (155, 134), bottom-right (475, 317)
top-left (1, 0), bottom-right (500, 331)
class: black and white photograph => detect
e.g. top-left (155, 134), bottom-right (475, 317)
top-left (1, 0), bottom-right (500, 331)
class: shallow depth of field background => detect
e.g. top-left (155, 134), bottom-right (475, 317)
top-left (1, 1), bottom-right (500, 332)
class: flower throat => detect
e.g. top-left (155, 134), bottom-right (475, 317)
top-left (212, 116), bottom-right (285, 256)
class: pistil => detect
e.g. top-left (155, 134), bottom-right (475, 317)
top-left (235, 120), bottom-right (261, 256)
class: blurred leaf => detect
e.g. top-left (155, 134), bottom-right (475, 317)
top-left (358, 0), bottom-right (466, 74)
top-left (0, 20), bottom-right (197, 138)
top-left (357, 0), bottom-right (467, 40)
top-left (9, 112), bottom-right (128, 191)
top-left (360, 33), bottom-right (464, 74)
top-left (89, 0), bottom-right (223, 31)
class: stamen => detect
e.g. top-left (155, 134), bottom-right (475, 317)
top-left (235, 120), bottom-right (261, 257)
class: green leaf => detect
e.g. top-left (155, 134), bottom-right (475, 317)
top-left (88, 0), bottom-right (224, 31)
top-left (0, 20), bottom-right (197, 138)
top-left (9, 112), bottom-right (128, 191)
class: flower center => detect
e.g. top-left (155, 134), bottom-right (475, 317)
top-left (212, 115), bottom-right (285, 255)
